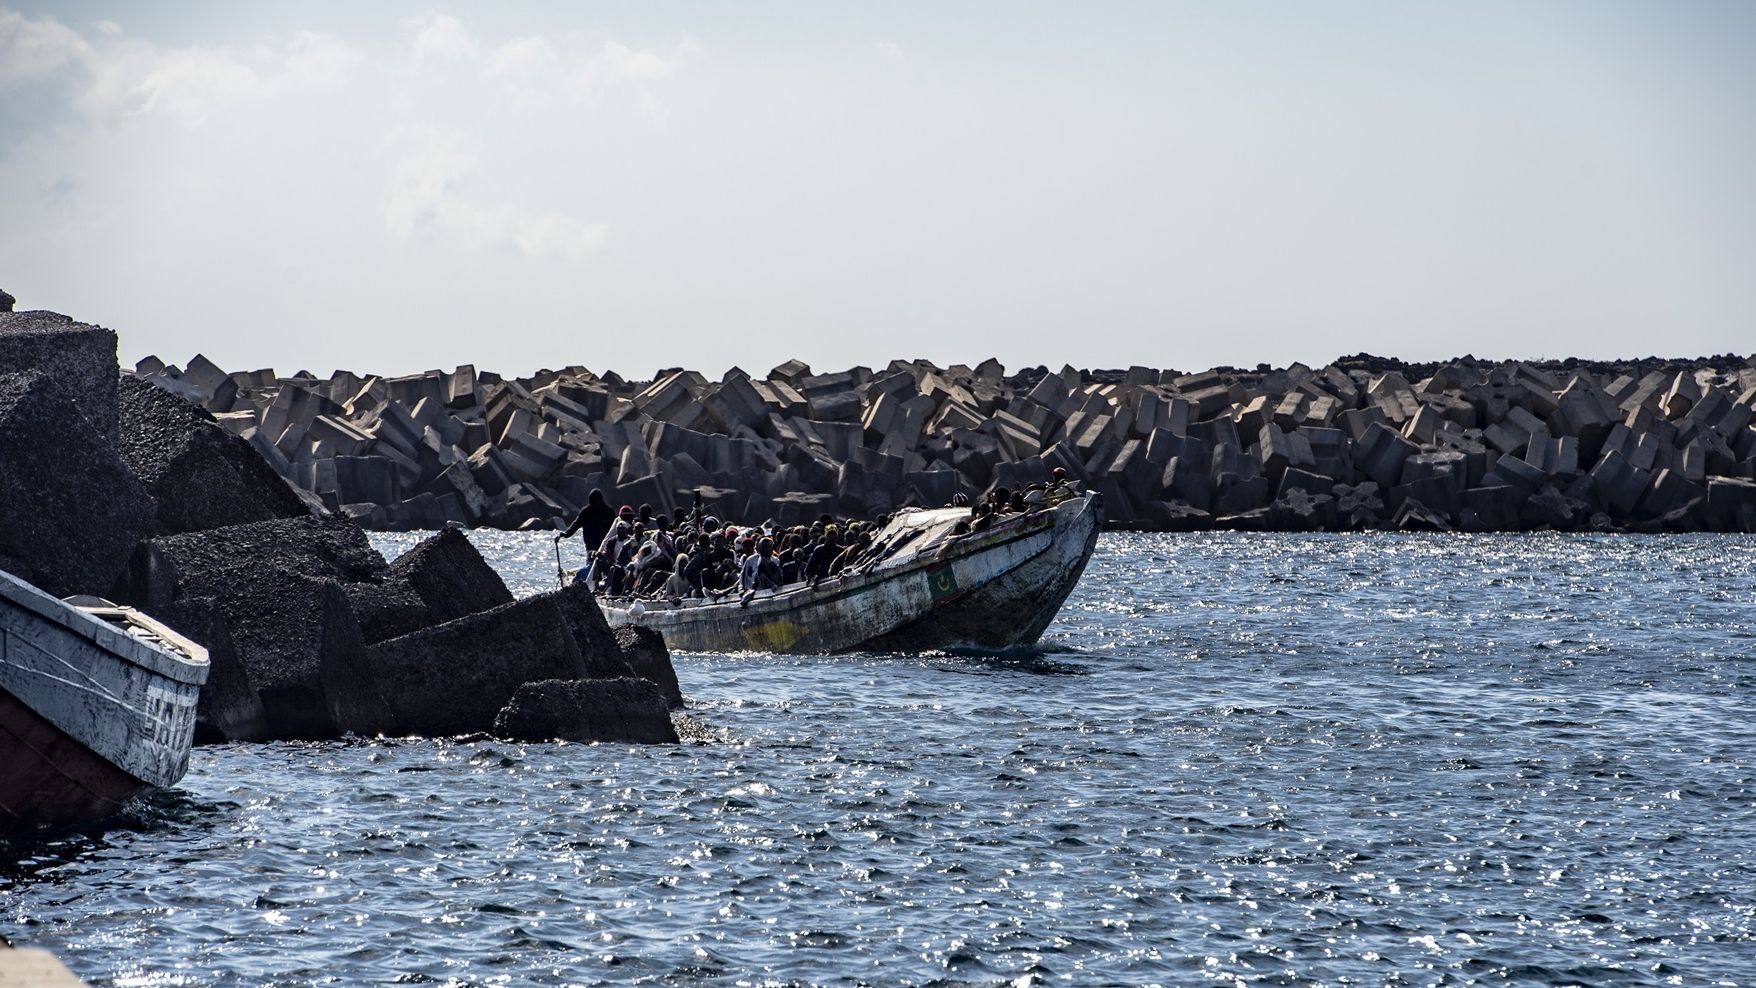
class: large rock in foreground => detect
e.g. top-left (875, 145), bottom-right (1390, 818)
top-left (365, 593), bottom-right (589, 737)
top-left (120, 514), bottom-right (391, 609)
top-left (548, 580), bottom-right (639, 680)
top-left (613, 625), bottom-right (684, 710)
top-left (117, 374), bottom-right (315, 535)
top-left (204, 569), bottom-right (394, 740)
top-left (386, 525), bottom-right (513, 624)
top-left (147, 597), bottom-right (268, 743)
top-left (493, 678), bottom-right (679, 743)
top-left (116, 515), bottom-right (400, 739)
top-left (0, 370), bottom-right (154, 597)
top-left (0, 310), bottom-right (120, 442)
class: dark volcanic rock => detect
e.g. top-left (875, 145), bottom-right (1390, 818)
top-left (0, 370), bottom-right (154, 597)
top-left (365, 593), bottom-right (590, 736)
top-left (120, 514), bottom-right (391, 609)
top-left (206, 569), bottom-right (393, 740)
top-left (492, 678), bottom-right (679, 743)
top-left (346, 578), bottom-right (435, 646)
top-left (115, 515), bottom-right (398, 739)
top-left (146, 597), bottom-right (268, 743)
top-left (613, 625), bottom-right (684, 710)
top-left (545, 580), bottom-right (637, 680)
top-left (0, 310), bottom-right (120, 442)
top-left (117, 374), bottom-right (315, 535)
top-left (387, 526), bottom-right (513, 624)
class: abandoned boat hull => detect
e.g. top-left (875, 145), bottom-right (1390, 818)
top-left (0, 570), bottom-right (209, 831)
top-left (600, 493), bottom-right (1102, 654)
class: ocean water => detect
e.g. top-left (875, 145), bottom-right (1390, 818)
top-left (4, 532), bottom-right (1755, 987)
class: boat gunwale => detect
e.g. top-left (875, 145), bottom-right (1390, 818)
top-left (596, 496), bottom-right (1089, 628)
top-left (0, 570), bottom-right (209, 686)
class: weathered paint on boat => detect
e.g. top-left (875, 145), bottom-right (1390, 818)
top-left (599, 493), bottom-right (1102, 653)
top-left (0, 569), bottom-right (209, 831)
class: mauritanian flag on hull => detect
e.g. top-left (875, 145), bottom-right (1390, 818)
top-left (926, 564), bottom-right (959, 601)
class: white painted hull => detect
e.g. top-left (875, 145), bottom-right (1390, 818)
top-left (600, 494), bottom-right (1102, 653)
top-left (0, 569), bottom-right (209, 829)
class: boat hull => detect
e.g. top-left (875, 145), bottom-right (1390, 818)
top-left (601, 494), bottom-right (1101, 654)
top-left (0, 570), bottom-right (209, 832)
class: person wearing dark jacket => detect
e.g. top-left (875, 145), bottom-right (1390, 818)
top-left (558, 489), bottom-right (616, 553)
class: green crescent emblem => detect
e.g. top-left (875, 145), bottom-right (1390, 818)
top-left (927, 566), bottom-right (959, 600)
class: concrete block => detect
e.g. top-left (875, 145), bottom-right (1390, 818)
top-left (1352, 421), bottom-right (1419, 488)
top-left (467, 446), bottom-right (515, 497)
top-left (1662, 370), bottom-right (1701, 419)
top-left (1483, 405), bottom-right (1546, 456)
top-left (1463, 485), bottom-right (1526, 531)
top-left (1638, 467), bottom-right (1706, 519)
top-left (1276, 467), bottom-right (1334, 500)
top-left (902, 469), bottom-right (959, 507)
top-left (1340, 406), bottom-right (1390, 442)
top-left (1301, 425), bottom-right (1350, 479)
top-left (1589, 448), bottom-right (1652, 515)
top-left (703, 373), bottom-right (772, 434)
top-left (1704, 477), bottom-right (1756, 532)
top-left (1401, 404), bottom-right (1451, 444)
top-left (769, 358), bottom-right (812, 385)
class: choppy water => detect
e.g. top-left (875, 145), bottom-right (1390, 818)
top-left (4, 532), bottom-right (1756, 987)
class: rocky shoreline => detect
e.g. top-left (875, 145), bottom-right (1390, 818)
top-left (1, 301), bottom-right (685, 746)
top-left (133, 349), bottom-right (1756, 534)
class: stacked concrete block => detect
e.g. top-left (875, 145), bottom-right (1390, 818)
top-left (124, 350), bottom-right (1756, 533)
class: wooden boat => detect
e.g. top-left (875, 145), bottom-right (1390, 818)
top-left (0, 569), bottom-right (209, 832)
top-left (599, 493), bottom-right (1102, 653)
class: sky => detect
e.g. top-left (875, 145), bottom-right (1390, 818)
top-left (2, 2), bottom-right (1753, 380)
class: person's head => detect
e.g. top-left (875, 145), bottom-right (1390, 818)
top-left (656, 514), bottom-right (670, 531)
top-left (615, 520), bottom-right (632, 536)
top-left (1051, 467), bottom-right (1067, 482)
top-left (674, 553), bottom-right (690, 573)
top-left (588, 489), bottom-right (606, 506)
top-left (638, 503), bottom-right (653, 520)
top-left (703, 516), bottom-right (720, 532)
top-left (758, 537), bottom-right (775, 557)
top-left (823, 524), bottom-right (839, 544)
top-left (618, 504), bottom-right (635, 520)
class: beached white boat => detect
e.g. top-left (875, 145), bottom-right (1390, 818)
top-left (0, 569), bottom-right (209, 831)
top-left (599, 493), bottom-right (1102, 653)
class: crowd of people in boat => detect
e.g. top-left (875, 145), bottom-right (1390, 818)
top-left (554, 468), bottom-right (1083, 604)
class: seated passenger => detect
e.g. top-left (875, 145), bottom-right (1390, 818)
top-left (661, 553), bottom-right (693, 600)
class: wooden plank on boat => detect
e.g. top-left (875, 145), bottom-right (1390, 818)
top-left (0, 947), bottom-right (91, 987)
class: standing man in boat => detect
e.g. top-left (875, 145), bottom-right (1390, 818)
top-left (556, 489), bottom-right (616, 581)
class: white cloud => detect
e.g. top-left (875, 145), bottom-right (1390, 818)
top-left (601, 40), bottom-right (674, 82)
top-left (126, 46), bottom-right (261, 120)
top-left (489, 34), bottom-right (558, 80)
top-left (0, 8), bottom-right (90, 86)
top-left (382, 128), bottom-right (608, 260)
top-left (283, 31), bottom-right (363, 87)
top-left (1, 11), bottom-right (362, 125)
top-left (406, 12), bottom-right (477, 66)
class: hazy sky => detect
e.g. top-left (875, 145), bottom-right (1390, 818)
top-left (3, 2), bottom-right (1753, 379)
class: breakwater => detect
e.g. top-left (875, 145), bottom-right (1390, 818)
top-left (0, 302), bottom-right (683, 749)
top-left (135, 352), bottom-right (1756, 533)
